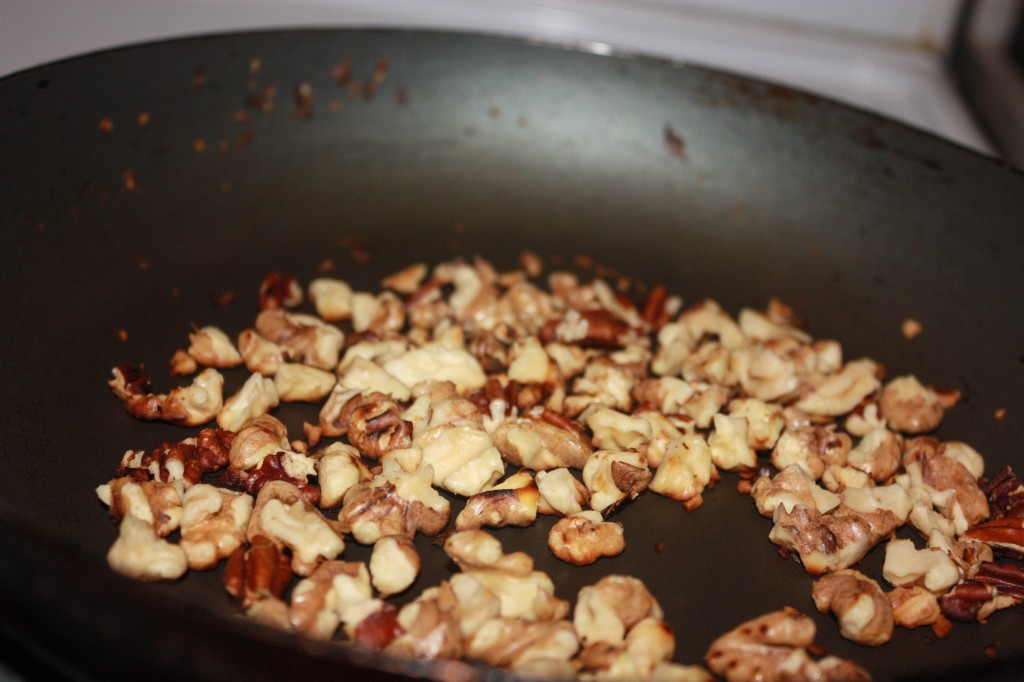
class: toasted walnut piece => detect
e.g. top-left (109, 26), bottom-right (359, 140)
top-left (812, 569), bottom-right (894, 646)
top-left (248, 481), bottom-right (344, 576)
top-left (228, 414), bottom-right (290, 470)
top-left (369, 535), bottom-right (420, 597)
top-left (921, 454), bottom-right (990, 528)
top-left (387, 586), bottom-right (462, 660)
top-left (345, 393), bottom-right (414, 459)
top-left (704, 607), bottom-right (870, 682)
top-left (414, 420), bottom-right (505, 496)
top-left (729, 343), bottom-right (800, 403)
top-left (738, 306), bottom-right (812, 343)
top-left (548, 511), bottom-right (625, 565)
top-left (316, 442), bottom-right (372, 508)
top-left (350, 291), bottom-right (406, 336)
top-left (223, 535), bottom-right (293, 608)
top-left (578, 617), bottom-right (678, 681)
top-left (380, 262), bottom-right (427, 294)
top-left (456, 474), bottom-right (539, 531)
top-left (98, 478), bottom-right (183, 537)
top-left (536, 468), bottom-right (591, 515)
top-left (887, 585), bottom-right (941, 628)
top-left (237, 328), bottom-right (285, 376)
top-left (288, 560), bottom-right (359, 639)
top-left (254, 308), bottom-right (344, 371)
top-left (109, 365), bottom-right (225, 427)
top-left (258, 272), bottom-right (303, 310)
top-left (337, 356), bottom-right (411, 401)
top-left (308, 277), bottom-right (354, 321)
top-left (708, 414), bottom-right (756, 471)
top-left (844, 402), bottom-right (887, 438)
top-left (187, 325), bottom-right (243, 368)
top-left (246, 597), bottom-right (293, 631)
top-left (794, 358), bottom-right (881, 417)
top-left (492, 413), bottom-right (593, 471)
top-left (382, 343), bottom-right (488, 395)
top-left (445, 530), bottom-right (533, 575)
top-left (751, 464), bottom-right (840, 518)
top-left (340, 461), bottom-right (450, 544)
top-left (506, 336), bottom-right (555, 384)
top-left (169, 349), bottom-right (198, 376)
top-left (585, 406), bottom-right (653, 452)
top-left (769, 504), bottom-right (876, 575)
top-left (564, 357), bottom-right (637, 416)
top-left (649, 433), bottom-right (716, 510)
top-left (847, 427), bottom-right (902, 482)
top-left (574, 575), bottom-right (663, 647)
top-left (882, 538), bottom-right (960, 593)
top-left (582, 450), bottom-right (652, 514)
top-left (466, 618), bottom-right (579, 672)
top-left (727, 398), bottom-right (784, 451)
top-left (273, 362), bottom-right (336, 402)
top-left (879, 375), bottom-right (944, 434)
top-left (218, 373), bottom-right (279, 432)
top-left (179, 484), bottom-right (253, 570)
top-left (821, 464), bottom-right (872, 493)
top-left (107, 514), bottom-right (188, 581)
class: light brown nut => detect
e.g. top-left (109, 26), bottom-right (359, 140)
top-left (369, 535), bottom-right (421, 597)
top-left (218, 372), bottom-right (279, 432)
top-left (254, 308), bottom-right (343, 371)
top-left (649, 433), bottom-right (716, 511)
top-left (387, 587), bottom-right (462, 660)
top-left (316, 442), bottom-right (373, 509)
top-left (582, 450), bottom-right (652, 514)
top-left (108, 365), bottom-right (225, 427)
top-left (770, 425), bottom-right (852, 480)
top-left (769, 504), bottom-right (876, 575)
top-left (577, 617), bottom-right (677, 680)
top-left (921, 454), bottom-right (990, 528)
top-left (492, 411), bottom-right (593, 471)
top-left (414, 421), bottom-right (504, 496)
top-left (847, 427), bottom-right (902, 482)
top-left (812, 569), bottom-right (894, 646)
top-left (536, 468), bottom-right (591, 516)
top-left (794, 358), bottom-right (881, 417)
top-left (228, 414), bottom-right (290, 470)
top-left (273, 362), bottom-right (336, 402)
top-left (98, 477), bottom-right (183, 537)
top-left (187, 325), bottom-right (243, 368)
top-left (708, 414), bottom-right (756, 471)
top-left (339, 461), bottom-right (450, 544)
top-left (879, 375), bottom-right (944, 434)
top-left (882, 538), bottom-right (960, 593)
top-left (466, 618), bottom-right (579, 672)
top-left (573, 575), bottom-right (663, 647)
top-left (886, 585), bottom-right (941, 628)
top-left (704, 607), bottom-right (870, 682)
top-left (247, 480), bottom-right (344, 576)
top-left (179, 483), bottom-right (253, 570)
top-left (169, 348), bottom-right (198, 376)
top-left (237, 328), bottom-right (285, 376)
top-left (548, 511), bottom-right (625, 566)
top-left (750, 464), bottom-right (840, 518)
top-left (308, 277), bottom-right (354, 321)
top-left (456, 472), bottom-right (539, 531)
top-left (345, 393), bottom-right (414, 459)
top-left (106, 514), bottom-right (188, 582)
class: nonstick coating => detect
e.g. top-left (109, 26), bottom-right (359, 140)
top-left (1, 29), bottom-right (1022, 681)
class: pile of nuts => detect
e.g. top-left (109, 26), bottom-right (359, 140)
top-left (99, 255), bottom-right (1024, 681)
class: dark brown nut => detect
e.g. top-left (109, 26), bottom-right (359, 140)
top-left (347, 395), bottom-right (414, 459)
top-left (811, 570), bottom-right (894, 646)
top-left (258, 271), bottom-right (302, 310)
top-left (221, 452), bottom-right (321, 507)
top-left (352, 603), bottom-right (404, 651)
top-left (223, 535), bottom-right (293, 608)
top-left (963, 517), bottom-right (1024, 559)
top-left (117, 427), bottom-right (233, 488)
top-left (940, 562), bottom-right (1024, 622)
top-left (705, 607), bottom-right (870, 682)
top-left (983, 466), bottom-right (1024, 519)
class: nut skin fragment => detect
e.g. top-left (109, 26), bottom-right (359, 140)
top-left (811, 569), bottom-right (894, 646)
top-left (548, 511), bottom-right (625, 565)
top-left (705, 607), bottom-right (870, 682)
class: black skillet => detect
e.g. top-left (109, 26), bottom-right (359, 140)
top-left (1, 29), bottom-right (1022, 681)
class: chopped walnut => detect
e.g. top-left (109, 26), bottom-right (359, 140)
top-left (882, 538), bottom-right (960, 594)
top-left (492, 412), bottom-right (593, 471)
top-left (316, 442), bottom-right (373, 508)
top-left (97, 477), bottom-right (183, 537)
top-left (369, 534), bottom-right (420, 597)
top-left (228, 414), bottom-right (290, 470)
top-left (456, 471), bottom-right (539, 531)
top-left (218, 372), bottom-right (279, 432)
top-left (847, 427), bottom-right (902, 482)
top-left (794, 358), bottom-right (881, 417)
top-left (178, 484), bottom-right (253, 570)
top-left (585, 406), bottom-right (653, 452)
top-left (273, 362), bottom-right (336, 402)
top-left (107, 514), bottom-right (188, 581)
top-left (254, 308), bottom-right (344, 371)
top-left (750, 464), bottom-right (840, 518)
top-left (237, 328), bottom-right (285, 376)
top-left (336, 356), bottom-right (411, 401)
top-left (109, 365), bottom-right (225, 426)
top-left (649, 433), bottom-right (716, 510)
top-left (879, 375), bottom-right (944, 434)
top-left (536, 468), bottom-right (591, 516)
top-left (582, 450), bottom-right (652, 514)
top-left (383, 343), bottom-right (488, 395)
top-left (339, 460), bottom-right (450, 544)
top-left (770, 425), bottom-right (852, 481)
top-left (187, 325), bottom-right (243, 368)
top-left (414, 420), bottom-right (505, 496)
top-left (387, 584), bottom-right (462, 660)
top-left (574, 575), bottom-right (663, 648)
top-left (769, 504), bottom-right (876, 575)
top-left (248, 481), bottom-right (344, 576)
top-left (812, 569), bottom-right (894, 646)
top-left (886, 585), bottom-right (941, 628)
top-left (466, 618), bottom-right (579, 673)
top-left (704, 607), bottom-right (870, 682)
top-left (548, 511), bottom-right (625, 565)
top-left (708, 414), bottom-right (756, 471)
top-left (307, 277), bottom-right (354, 321)
top-left (169, 348), bottom-right (198, 376)
top-left (288, 560), bottom-right (360, 639)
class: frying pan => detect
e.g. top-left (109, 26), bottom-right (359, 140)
top-left (1, 28), bottom-right (1021, 682)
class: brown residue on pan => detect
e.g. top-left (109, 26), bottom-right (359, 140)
top-left (664, 125), bottom-right (685, 160)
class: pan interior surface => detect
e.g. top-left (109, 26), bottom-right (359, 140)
top-left (0, 29), bottom-right (1022, 681)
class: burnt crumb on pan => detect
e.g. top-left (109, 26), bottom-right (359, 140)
top-left (136, 112), bottom-right (150, 127)
top-left (98, 117), bottom-right (114, 133)
top-left (293, 81), bottom-right (313, 119)
top-left (191, 67), bottom-right (206, 91)
top-left (331, 55), bottom-right (352, 86)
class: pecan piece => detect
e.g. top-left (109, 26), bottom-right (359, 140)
top-left (223, 535), bottom-right (293, 608)
top-left (964, 516), bottom-right (1024, 559)
top-left (940, 562), bottom-right (1024, 623)
top-left (983, 466), bottom-right (1024, 519)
